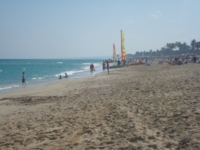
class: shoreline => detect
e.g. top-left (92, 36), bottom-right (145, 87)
top-left (0, 63), bottom-right (199, 149)
top-left (0, 61), bottom-right (104, 95)
top-left (0, 69), bottom-right (106, 99)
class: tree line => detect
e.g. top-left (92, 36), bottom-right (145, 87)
top-left (134, 39), bottom-right (200, 57)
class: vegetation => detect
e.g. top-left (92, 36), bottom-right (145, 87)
top-left (134, 39), bottom-right (200, 57)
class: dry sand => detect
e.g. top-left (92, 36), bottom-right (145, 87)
top-left (0, 63), bottom-right (200, 150)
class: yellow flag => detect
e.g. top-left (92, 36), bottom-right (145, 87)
top-left (121, 30), bottom-right (126, 60)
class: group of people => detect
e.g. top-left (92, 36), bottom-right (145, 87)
top-left (59, 73), bottom-right (68, 79)
top-left (102, 61), bottom-right (110, 74)
top-left (90, 62), bottom-right (110, 74)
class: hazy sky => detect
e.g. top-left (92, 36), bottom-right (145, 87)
top-left (0, 0), bottom-right (200, 58)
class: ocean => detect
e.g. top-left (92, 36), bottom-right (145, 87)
top-left (0, 59), bottom-right (103, 94)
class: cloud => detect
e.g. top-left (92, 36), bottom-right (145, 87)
top-left (150, 11), bottom-right (162, 19)
top-left (122, 20), bottom-right (134, 25)
top-left (156, 11), bottom-right (162, 16)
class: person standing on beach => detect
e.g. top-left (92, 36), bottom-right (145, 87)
top-left (118, 59), bottom-right (120, 66)
top-left (90, 63), bottom-right (95, 74)
top-left (146, 58), bottom-right (148, 64)
top-left (22, 72), bottom-right (26, 84)
top-left (106, 62), bottom-right (109, 74)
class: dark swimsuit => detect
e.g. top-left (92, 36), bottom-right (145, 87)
top-left (22, 75), bottom-right (25, 83)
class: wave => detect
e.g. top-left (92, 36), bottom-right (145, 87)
top-left (82, 63), bottom-right (100, 67)
top-left (54, 70), bottom-right (85, 77)
top-left (11, 85), bottom-right (20, 88)
top-left (54, 62), bottom-right (101, 77)
top-left (32, 75), bottom-right (51, 80)
top-left (0, 85), bottom-right (20, 91)
top-left (83, 63), bottom-right (91, 65)
top-left (93, 63), bottom-right (100, 67)
top-left (83, 66), bottom-right (90, 70)
top-left (32, 77), bottom-right (45, 80)
top-left (67, 70), bottom-right (85, 75)
top-left (56, 62), bottom-right (63, 64)
top-left (82, 63), bottom-right (100, 70)
top-left (55, 62), bottom-right (101, 77)
top-left (0, 86), bottom-right (12, 90)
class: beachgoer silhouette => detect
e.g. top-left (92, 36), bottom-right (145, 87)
top-left (118, 60), bottom-right (120, 65)
top-left (90, 63), bottom-right (95, 74)
top-left (64, 73), bottom-right (68, 78)
top-left (22, 72), bottom-right (26, 84)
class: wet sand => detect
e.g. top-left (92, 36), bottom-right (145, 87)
top-left (0, 63), bottom-right (200, 150)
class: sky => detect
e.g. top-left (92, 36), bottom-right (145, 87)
top-left (0, 0), bottom-right (200, 59)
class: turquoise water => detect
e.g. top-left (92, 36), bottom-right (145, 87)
top-left (0, 59), bottom-right (103, 94)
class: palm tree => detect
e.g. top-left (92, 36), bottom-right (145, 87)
top-left (175, 42), bottom-right (181, 48)
top-left (182, 42), bottom-right (187, 53)
top-left (166, 43), bottom-right (170, 49)
top-left (166, 43), bottom-right (176, 50)
top-left (195, 41), bottom-right (200, 53)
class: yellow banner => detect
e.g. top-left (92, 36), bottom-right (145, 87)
top-left (121, 30), bottom-right (126, 60)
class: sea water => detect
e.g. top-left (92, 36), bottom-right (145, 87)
top-left (0, 59), bottom-right (103, 94)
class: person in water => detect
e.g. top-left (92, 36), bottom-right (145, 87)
top-left (90, 63), bottom-right (95, 74)
top-left (22, 72), bottom-right (26, 84)
top-left (64, 73), bottom-right (68, 78)
top-left (59, 75), bottom-right (62, 79)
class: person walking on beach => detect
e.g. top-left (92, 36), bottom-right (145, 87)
top-left (106, 62), bottom-right (109, 74)
top-left (90, 63), bottom-right (95, 74)
top-left (22, 72), bottom-right (26, 84)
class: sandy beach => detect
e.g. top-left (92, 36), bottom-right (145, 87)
top-left (0, 62), bottom-right (200, 150)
